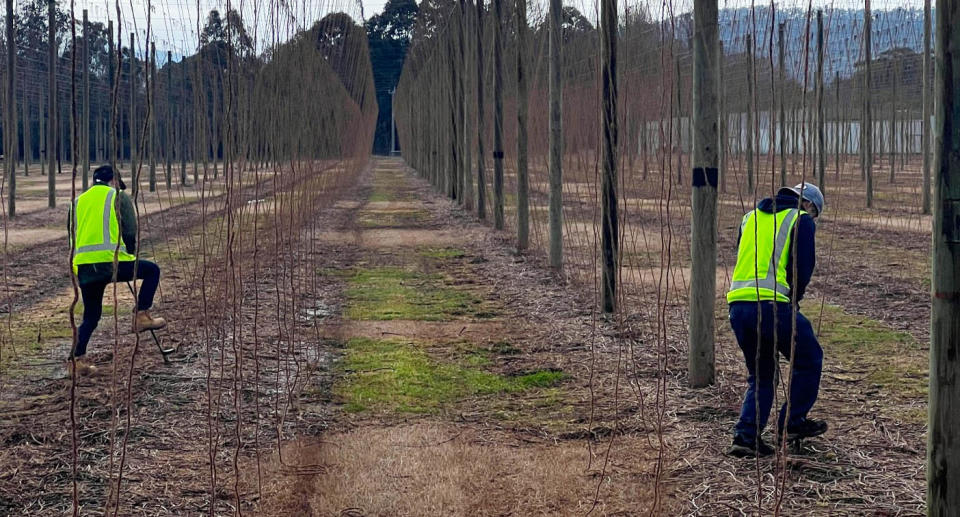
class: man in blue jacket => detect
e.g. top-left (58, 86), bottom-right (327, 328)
top-left (726, 183), bottom-right (827, 457)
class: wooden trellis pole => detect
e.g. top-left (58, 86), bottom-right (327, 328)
top-left (108, 21), bottom-right (115, 170)
top-left (462, 0), bottom-right (474, 212)
top-left (181, 56), bottom-right (188, 184)
top-left (493, 0), bottom-right (504, 229)
top-left (454, 0), bottom-right (470, 210)
top-left (718, 41), bottom-right (725, 193)
top-left (889, 54), bottom-right (896, 183)
top-left (929, 0), bottom-right (960, 510)
top-left (746, 33), bottom-right (755, 194)
top-left (149, 42), bottom-right (156, 193)
top-left (5, 0), bottom-right (14, 217)
top-left (82, 9), bottom-right (90, 190)
top-left (129, 32), bottom-right (137, 190)
top-left (863, 0), bottom-right (873, 207)
top-left (778, 22), bottom-right (786, 187)
top-left (166, 50), bottom-right (172, 188)
top-left (548, 0), bottom-right (563, 267)
top-left (922, 0), bottom-right (932, 215)
top-left (476, 0), bottom-right (486, 220)
top-left (22, 71), bottom-right (31, 177)
top-left (47, 0), bottom-right (56, 208)
top-left (689, 0), bottom-right (719, 387)
top-left (516, 0), bottom-right (529, 249)
top-left (816, 10), bottom-right (825, 190)
top-left (835, 71), bottom-right (841, 180)
top-left (600, 0), bottom-right (617, 313)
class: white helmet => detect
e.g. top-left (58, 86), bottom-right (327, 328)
top-left (778, 182), bottom-right (824, 216)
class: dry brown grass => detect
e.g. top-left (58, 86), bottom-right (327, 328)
top-left (252, 423), bottom-right (669, 516)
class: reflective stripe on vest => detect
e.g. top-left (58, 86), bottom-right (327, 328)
top-left (727, 208), bottom-right (801, 303)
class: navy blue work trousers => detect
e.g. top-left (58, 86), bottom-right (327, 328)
top-left (73, 260), bottom-right (160, 358)
top-left (729, 301), bottom-right (823, 440)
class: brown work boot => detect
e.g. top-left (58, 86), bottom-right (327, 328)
top-left (133, 311), bottom-right (167, 333)
top-left (67, 358), bottom-right (98, 378)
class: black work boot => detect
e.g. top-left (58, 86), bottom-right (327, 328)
top-left (782, 418), bottom-right (828, 441)
top-left (727, 434), bottom-right (775, 458)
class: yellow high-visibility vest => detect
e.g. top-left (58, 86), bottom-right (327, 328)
top-left (71, 184), bottom-right (136, 273)
top-left (727, 208), bottom-right (806, 303)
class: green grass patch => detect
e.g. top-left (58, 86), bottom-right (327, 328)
top-left (514, 369), bottom-right (567, 388)
top-left (0, 313), bottom-right (75, 372)
top-left (368, 175), bottom-right (414, 202)
top-left (343, 267), bottom-right (491, 321)
top-left (489, 340), bottom-right (521, 355)
top-left (368, 189), bottom-right (395, 202)
top-left (337, 337), bottom-right (566, 413)
top-left (417, 247), bottom-right (466, 260)
top-left (817, 302), bottom-right (927, 399)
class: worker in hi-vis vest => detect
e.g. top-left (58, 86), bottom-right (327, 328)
top-left (69, 165), bottom-right (166, 377)
top-left (726, 183), bottom-right (826, 458)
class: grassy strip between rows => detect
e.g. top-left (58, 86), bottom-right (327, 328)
top-left (417, 247), bottom-right (466, 260)
top-left (815, 302), bottom-right (928, 421)
top-left (336, 267), bottom-right (494, 321)
top-left (337, 337), bottom-right (566, 414)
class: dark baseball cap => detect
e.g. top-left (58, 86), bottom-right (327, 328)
top-left (92, 165), bottom-right (127, 190)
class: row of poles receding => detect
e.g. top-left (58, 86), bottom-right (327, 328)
top-left (396, 3), bottom-right (934, 307)
top-left (394, 0), bottom-right (957, 511)
top-left (2, 1), bottom-right (234, 219)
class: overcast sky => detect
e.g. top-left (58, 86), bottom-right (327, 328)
top-left (62, 0), bottom-right (924, 59)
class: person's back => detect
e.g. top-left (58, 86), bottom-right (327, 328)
top-left (69, 165), bottom-right (167, 377)
top-left (72, 183), bottom-right (136, 273)
top-left (726, 183), bottom-right (828, 458)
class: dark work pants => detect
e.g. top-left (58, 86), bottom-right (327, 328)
top-left (73, 260), bottom-right (160, 358)
top-left (729, 301), bottom-right (823, 441)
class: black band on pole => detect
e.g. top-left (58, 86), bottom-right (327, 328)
top-left (492, 151), bottom-right (504, 159)
top-left (692, 167), bottom-right (719, 188)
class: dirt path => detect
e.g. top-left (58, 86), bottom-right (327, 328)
top-left (251, 158), bottom-right (670, 515)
